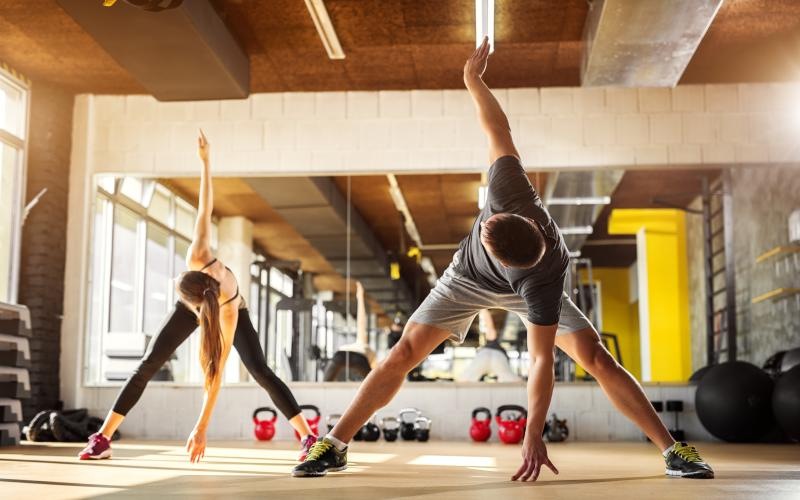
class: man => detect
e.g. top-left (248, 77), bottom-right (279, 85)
top-left (294, 38), bottom-right (714, 481)
top-left (457, 309), bottom-right (521, 383)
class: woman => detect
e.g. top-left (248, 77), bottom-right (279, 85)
top-left (78, 131), bottom-right (317, 463)
top-left (323, 281), bottom-right (376, 381)
top-left (456, 310), bottom-right (520, 383)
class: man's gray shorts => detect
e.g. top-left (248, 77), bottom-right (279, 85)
top-left (409, 261), bottom-right (593, 343)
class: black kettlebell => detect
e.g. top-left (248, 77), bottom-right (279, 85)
top-left (415, 416), bottom-right (431, 442)
top-left (399, 408), bottom-right (420, 441)
top-left (361, 417), bottom-right (381, 442)
top-left (381, 415), bottom-right (400, 442)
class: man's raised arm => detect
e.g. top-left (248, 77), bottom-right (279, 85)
top-left (464, 37), bottom-right (520, 165)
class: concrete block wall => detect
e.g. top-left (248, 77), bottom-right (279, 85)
top-left (82, 83), bottom-right (800, 177)
top-left (83, 382), bottom-right (713, 442)
top-left (730, 166), bottom-right (800, 366)
top-left (684, 166), bottom-right (800, 371)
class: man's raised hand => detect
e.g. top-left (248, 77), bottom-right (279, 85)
top-left (464, 36), bottom-right (491, 82)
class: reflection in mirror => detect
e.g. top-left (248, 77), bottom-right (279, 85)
top-left (84, 168), bottom-right (720, 385)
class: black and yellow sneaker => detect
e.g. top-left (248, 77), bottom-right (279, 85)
top-left (292, 437), bottom-right (348, 477)
top-left (664, 442), bottom-right (714, 479)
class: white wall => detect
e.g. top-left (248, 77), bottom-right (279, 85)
top-left (85, 84), bottom-right (800, 178)
top-left (61, 82), bottom-right (800, 437)
top-left (82, 381), bottom-right (713, 442)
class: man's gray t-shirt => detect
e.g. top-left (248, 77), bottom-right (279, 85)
top-left (454, 155), bottom-right (570, 325)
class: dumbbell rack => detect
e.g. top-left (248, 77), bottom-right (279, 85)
top-left (0, 302), bottom-right (32, 447)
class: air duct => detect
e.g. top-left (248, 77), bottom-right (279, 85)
top-left (545, 171), bottom-right (623, 252)
top-left (581, 0), bottom-right (723, 87)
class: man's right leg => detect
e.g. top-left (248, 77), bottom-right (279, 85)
top-left (329, 321), bottom-right (452, 443)
top-left (293, 321), bottom-right (451, 477)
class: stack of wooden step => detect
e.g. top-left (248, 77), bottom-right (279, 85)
top-left (0, 302), bottom-right (32, 447)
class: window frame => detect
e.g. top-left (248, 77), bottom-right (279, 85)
top-left (87, 177), bottom-right (199, 386)
top-left (0, 65), bottom-right (30, 304)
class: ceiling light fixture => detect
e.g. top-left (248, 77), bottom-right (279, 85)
top-left (304, 0), bottom-right (345, 60)
top-left (475, 0), bottom-right (495, 53)
top-left (477, 171), bottom-right (489, 209)
top-left (548, 196), bottom-right (612, 206)
top-left (478, 185), bottom-right (488, 209)
top-left (560, 226), bottom-right (594, 235)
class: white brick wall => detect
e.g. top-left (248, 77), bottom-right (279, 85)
top-left (81, 82), bottom-right (800, 177)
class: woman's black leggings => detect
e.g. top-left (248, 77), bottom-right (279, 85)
top-left (111, 301), bottom-right (302, 420)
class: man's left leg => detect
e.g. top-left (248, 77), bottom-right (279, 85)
top-left (554, 327), bottom-right (674, 450)
top-left (549, 292), bottom-right (713, 478)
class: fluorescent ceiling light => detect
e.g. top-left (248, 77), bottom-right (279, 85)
top-left (548, 196), bottom-right (611, 206)
top-left (560, 226), bottom-right (594, 235)
top-left (478, 185), bottom-right (488, 209)
top-left (475, 0), bottom-right (495, 53)
top-left (304, 0), bottom-right (345, 60)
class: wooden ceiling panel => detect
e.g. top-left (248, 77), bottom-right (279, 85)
top-left (496, 1), bottom-right (587, 44)
top-left (0, 2), bottom-right (143, 93)
top-left (4, 0), bottom-right (800, 93)
top-left (681, 0), bottom-right (800, 84)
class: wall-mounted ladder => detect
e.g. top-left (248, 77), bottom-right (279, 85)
top-left (702, 170), bottom-right (737, 365)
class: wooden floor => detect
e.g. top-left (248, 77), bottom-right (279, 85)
top-left (1, 440), bottom-right (798, 499)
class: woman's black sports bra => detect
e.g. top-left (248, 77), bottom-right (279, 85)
top-left (199, 258), bottom-right (239, 307)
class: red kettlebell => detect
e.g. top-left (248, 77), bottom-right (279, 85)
top-left (470, 407), bottom-right (492, 442)
top-left (294, 404), bottom-right (321, 441)
top-left (496, 404), bottom-right (527, 445)
top-left (253, 407), bottom-right (277, 441)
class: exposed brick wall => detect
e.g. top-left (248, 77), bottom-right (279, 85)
top-left (17, 80), bottom-right (73, 419)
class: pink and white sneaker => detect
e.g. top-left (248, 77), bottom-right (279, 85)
top-left (299, 435), bottom-right (318, 462)
top-left (78, 432), bottom-right (112, 460)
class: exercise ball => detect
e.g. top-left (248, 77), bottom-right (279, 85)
top-left (695, 361), bottom-right (775, 442)
top-left (689, 364), bottom-right (712, 382)
top-left (773, 364), bottom-right (800, 442)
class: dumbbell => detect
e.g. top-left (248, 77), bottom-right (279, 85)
top-left (415, 416), bottom-right (432, 442)
top-left (666, 400), bottom-right (685, 441)
top-left (381, 415), bottom-right (400, 442)
top-left (398, 408), bottom-right (421, 441)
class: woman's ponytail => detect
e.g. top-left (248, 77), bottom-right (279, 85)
top-left (176, 270), bottom-right (223, 389)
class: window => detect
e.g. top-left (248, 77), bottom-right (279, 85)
top-left (248, 260), bottom-right (295, 379)
top-left (85, 177), bottom-right (206, 385)
top-left (0, 67), bottom-right (28, 303)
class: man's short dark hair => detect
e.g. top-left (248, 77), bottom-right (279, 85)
top-left (481, 213), bottom-right (547, 269)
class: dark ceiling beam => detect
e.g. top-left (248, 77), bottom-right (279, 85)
top-left (56, 0), bottom-right (249, 100)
